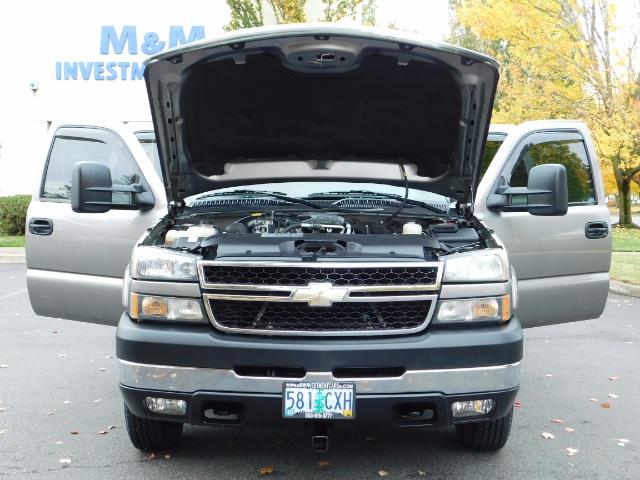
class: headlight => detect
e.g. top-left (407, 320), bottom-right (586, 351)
top-left (443, 249), bottom-right (508, 282)
top-left (434, 295), bottom-right (510, 324)
top-left (130, 293), bottom-right (205, 323)
top-left (131, 247), bottom-right (199, 281)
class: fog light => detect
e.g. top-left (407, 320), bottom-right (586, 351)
top-left (451, 399), bottom-right (495, 417)
top-left (145, 397), bottom-right (187, 416)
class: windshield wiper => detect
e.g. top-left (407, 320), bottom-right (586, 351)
top-left (193, 189), bottom-right (323, 209)
top-left (307, 190), bottom-right (448, 215)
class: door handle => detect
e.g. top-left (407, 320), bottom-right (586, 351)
top-left (28, 218), bottom-right (53, 236)
top-left (585, 221), bottom-right (608, 239)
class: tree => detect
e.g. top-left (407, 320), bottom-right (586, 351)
top-left (267, 0), bottom-right (307, 23)
top-left (224, 0), bottom-right (264, 31)
top-left (449, 0), bottom-right (640, 226)
top-left (361, 0), bottom-right (376, 26)
top-left (321, 0), bottom-right (363, 22)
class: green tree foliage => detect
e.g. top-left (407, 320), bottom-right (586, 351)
top-left (267, 0), bottom-right (307, 23)
top-left (361, 0), bottom-right (376, 26)
top-left (224, 0), bottom-right (264, 31)
top-left (321, 0), bottom-right (362, 22)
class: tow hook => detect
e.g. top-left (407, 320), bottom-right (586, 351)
top-left (311, 422), bottom-right (330, 452)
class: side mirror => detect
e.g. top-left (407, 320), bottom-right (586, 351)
top-left (526, 164), bottom-right (568, 216)
top-left (487, 164), bottom-right (568, 216)
top-left (71, 162), bottom-right (154, 213)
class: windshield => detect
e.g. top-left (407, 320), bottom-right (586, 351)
top-left (185, 182), bottom-right (450, 206)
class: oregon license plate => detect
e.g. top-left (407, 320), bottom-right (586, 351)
top-left (282, 382), bottom-right (355, 420)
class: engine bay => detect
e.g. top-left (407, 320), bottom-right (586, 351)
top-left (147, 209), bottom-right (491, 261)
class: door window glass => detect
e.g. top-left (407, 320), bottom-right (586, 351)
top-left (509, 138), bottom-right (595, 205)
top-left (42, 129), bottom-right (141, 202)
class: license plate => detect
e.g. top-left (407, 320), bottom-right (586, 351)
top-left (282, 382), bottom-right (355, 420)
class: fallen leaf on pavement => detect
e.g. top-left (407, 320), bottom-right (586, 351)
top-left (377, 470), bottom-right (390, 477)
top-left (551, 418), bottom-right (564, 424)
top-left (70, 430), bottom-right (80, 435)
top-left (318, 460), bottom-right (330, 468)
top-left (589, 398), bottom-right (599, 402)
top-left (47, 412), bottom-right (55, 416)
top-left (566, 447), bottom-right (579, 456)
top-left (258, 465), bottom-right (275, 475)
top-left (564, 428), bottom-right (576, 433)
top-left (601, 402), bottom-right (611, 409)
top-left (514, 400), bottom-right (521, 408)
top-left (608, 376), bottom-right (619, 381)
top-left (97, 430), bottom-right (108, 435)
top-left (107, 425), bottom-right (116, 430)
top-left (608, 393), bottom-right (619, 399)
top-left (59, 458), bottom-right (71, 467)
top-left (542, 432), bottom-right (555, 439)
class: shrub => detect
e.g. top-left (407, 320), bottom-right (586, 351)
top-left (0, 195), bottom-right (31, 235)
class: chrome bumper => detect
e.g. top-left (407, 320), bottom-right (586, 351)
top-left (118, 359), bottom-right (521, 395)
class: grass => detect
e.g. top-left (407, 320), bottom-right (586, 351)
top-left (610, 228), bottom-right (640, 285)
top-left (0, 235), bottom-right (25, 247)
top-left (608, 205), bottom-right (640, 215)
top-left (612, 227), bottom-right (640, 252)
top-left (610, 252), bottom-right (640, 285)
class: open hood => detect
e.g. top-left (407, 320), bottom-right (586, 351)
top-left (144, 25), bottom-right (499, 205)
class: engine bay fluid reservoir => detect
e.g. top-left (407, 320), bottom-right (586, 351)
top-left (402, 222), bottom-right (422, 235)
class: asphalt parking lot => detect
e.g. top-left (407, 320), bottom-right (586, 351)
top-left (1, 263), bottom-right (639, 479)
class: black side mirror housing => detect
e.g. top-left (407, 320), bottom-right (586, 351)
top-left (487, 164), bottom-right (568, 216)
top-left (526, 164), bottom-right (568, 216)
top-left (71, 162), bottom-right (154, 213)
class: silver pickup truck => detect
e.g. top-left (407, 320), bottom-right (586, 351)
top-left (25, 25), bottom-right (611, 453)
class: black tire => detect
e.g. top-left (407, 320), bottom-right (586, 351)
top-left (455, 408), bottom-right (513, 451)
top-left (124, 404), bottom-right (184, 451)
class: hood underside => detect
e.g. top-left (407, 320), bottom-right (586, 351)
top-left (144, 25), bottom-right (499, 204)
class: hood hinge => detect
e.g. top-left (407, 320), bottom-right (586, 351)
top-left (168, 201), bottom-right (184, 219)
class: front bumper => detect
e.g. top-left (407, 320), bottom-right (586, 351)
top-left (116, 313), bottom-right (522, 427)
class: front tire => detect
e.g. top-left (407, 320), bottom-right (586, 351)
top-left (124, 404), bottom-right (184, 451)
top-left (455, 408), bottom-right (513, 451)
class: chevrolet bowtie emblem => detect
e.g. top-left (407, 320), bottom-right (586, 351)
top-left (291, 282), bottom-right (349, 307)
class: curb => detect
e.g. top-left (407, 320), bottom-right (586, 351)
top-left (0, 247), bottom-right (25, 264)
top-left (609, 280), bottom-right (640, 298)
